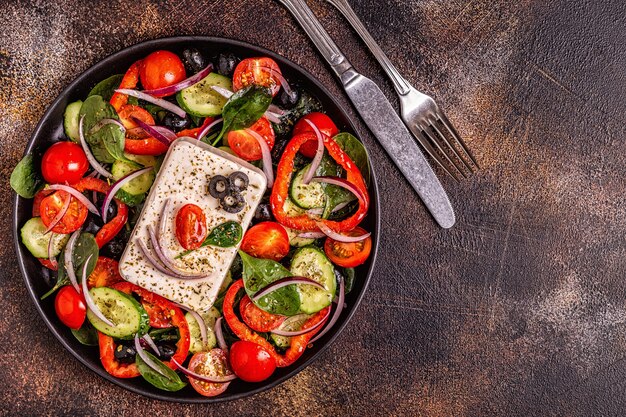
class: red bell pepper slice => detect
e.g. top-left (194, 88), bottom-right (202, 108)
top-left (176, 117), bottom-right (215, 139)
top-left (223, 280), bottom-right (330, 368)
top-left (124, 137), bottom-right (169, 156)
top-left (270, 132), bottom-right (369, 232)
top-left (73, 177), bottom-right (128, 248)
top-left (110, 61), bottom-right (141, 112)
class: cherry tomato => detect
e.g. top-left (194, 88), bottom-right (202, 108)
top-left (87, 257), bottom-right (124, 289)
top-left (54, 285), bottom-right (86, 330)
top-left (240, 221), bottom-right (290, 261)
top-left (239, 295), bottom-right (286, 332)
top-left (229, 341), bottom-right (276, 383)
top-left (41, 141), bottom-right (89, 184)
top-left (175, 204), bottom-right (208, 250)
top-left (188, 349), bottom-right (234, 397)
top-left (292, 112), bottom-right (339, 158)
top-left (227, 117), bottom-right (275, 161)
top-left (139, 50), bottom-right (186, 94)
top-left (232, 57), bottom-right (282, 96)
top-left (142, 300), bottom-right (174, 329)
top-left (324, 226), bottom-right (372, 268)
top-left (40, 191), bottom-right (88, 234)
top-left (117, 105), bottom-right (155, 131)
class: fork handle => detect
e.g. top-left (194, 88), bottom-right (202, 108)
top-left (326, 0), bottom-right (411, 96)
top-left (276, 0), bottom-right (354, 78)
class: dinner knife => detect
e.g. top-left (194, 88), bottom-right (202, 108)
top-left (276, 0), bottom-right (456, 228)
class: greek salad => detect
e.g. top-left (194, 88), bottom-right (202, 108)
top-left (11, 47), bottom-right (373, 396)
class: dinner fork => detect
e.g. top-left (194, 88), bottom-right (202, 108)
top-left (326, 0), bottom-right (479, 180)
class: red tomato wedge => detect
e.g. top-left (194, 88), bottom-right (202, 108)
top-left (40, 191), bottom-right (88, 234)
top-left (323, 226), bottom-right (372, 268)
top-left (240, 221), bottom-right (290, 261)
top-left (188, 349), bottom-right (234, 397)
top-left (227, 117), bottom-right (275, 161)
top-left (175, 204), bottom-right (208, 250)
top-left (232, 57), bottom-right (282, 97)
top-left (239, 295), bottom-right (286, 332)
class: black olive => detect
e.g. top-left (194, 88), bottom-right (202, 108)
top-left (182, 48), bottom-right (208, 74)
top-left (220, 192), bottom-right (245, 213)
top-left (277, 86), bottom-right (300, 109)
top-left (157, 344), bottom-right (177, 361)
top-left (208, 175), bottom-right (229, 199)
top-left (114, 343), bottom-right (137, 364)
top-left (216, 52), bottom-right (239, 77)
top-left (229, 171), bottom-right (249, 192)
top-left (254, 203), bottom-right (273, 222)
top-left (271, 137), bottom-right (290, 163)
top-left (163, 112), bottom-right (191, 132)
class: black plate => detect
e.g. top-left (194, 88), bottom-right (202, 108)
top-left (12, 36), bottom-right (379, 403)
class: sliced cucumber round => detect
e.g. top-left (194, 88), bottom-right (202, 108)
top-left (290, 246), bottom-right (336, 314)
top-left (86, 287), bottom-right (149, 339)
top-left (284, 226), bottom-right (316, 248)
top-left (176, 72), bottom-right (232, 117)
top-left (186, 311), bottom-right (217, 354)
top-left (64, 100), bottom-right (83, 142)
top-left (111, 159), bottom-right (156, 195)
top-left (289, 164), bottom-right (326, 209)
top-left (20, 217), bottom-right (70, 258)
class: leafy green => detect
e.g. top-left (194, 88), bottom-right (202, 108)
top-left (42, 232), bottom-right (99, 300)
top-left (10, 154), bottom-right (42, 198)
top-left (333, 132), bottom-right (371, 185)
top-left (315, 155), bottom-right (356, 219)
top-left (240, 251), bottom-right (301, 316)
top-left (79, 95), bottom-right (125, 164)
top-left (215, 86), bottom-right (272, 143)
top-left (136, 350), bottom-right (186, 392)
top-left (71, 322), bottom-right (98, 346)
top-left (176, 221), bottom-right (243, 258)
top-left (88, 74), bottom-right (123, 101)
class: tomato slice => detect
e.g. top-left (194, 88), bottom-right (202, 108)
top-left (188, 349), bottom-right (234, 397)
top-left (239, 295), bottom-right (286, 332)
top-left (227, 117), bottom-right (275, 161)
top-left (292, 112), bottom-right (339, 158)
top-left (87, 257), bottom-right (124, 289)
top-left (54, 285), bottom-right (86, 330)
top-left (175, 204), bottom-right (207, 250)
top-left (323, 226), bottom-right (372, 268)
top-left (32, 189), bottom-right (53, 217)
top-left (141, 300), bottom-right (174, 329)
top-left (240, 221), bottom-right (290, 261)
top-left (40, 191), bottom-right (88, 234)
top-left (117, 105), bottom-right (155, 130)
top-left (232, 57), bottom-right (282, 97)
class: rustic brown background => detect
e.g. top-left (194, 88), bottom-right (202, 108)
top-left (2, 0), bottom-right (626, 415)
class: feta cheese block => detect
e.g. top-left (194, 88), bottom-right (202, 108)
top-left (119, 137), bottom-right (267, 313)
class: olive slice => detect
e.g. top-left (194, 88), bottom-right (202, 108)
top-left (220, 193), bottom-right (245, 213)
top-left (229, 171), bottom-right (249, 192)
top-left (208, 175), bottom-right (229, 199)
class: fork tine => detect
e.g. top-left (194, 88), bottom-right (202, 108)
top-left (405, 123), bottom-right (462, 181)
top-left (429, 121), bottom-right (473, 173)
top-left (438, 113), bottom-right (480, 170)
top-left (421, 126), bottom-right (468, 179)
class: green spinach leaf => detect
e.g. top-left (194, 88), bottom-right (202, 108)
top-left (71, 321), bottom-right (99, 346)
top-left (10, 154), bottom-right (42, 198)
top-left (314, 155), bottom-right (356, 219)
top-left (136, 350), bottom-right (186, 392)
top-left (79, 95), bottom-right (125, 163)
top-left (88, 74), bottom-right (123, 101)
top-left (216, 86), bottom-right (272, 142)
top-left (333, 132), bottom-right (371, 185)
top-left (240, 251), bottom-right (301, 316)
top-left (176, 221), bottom-right (243, 258)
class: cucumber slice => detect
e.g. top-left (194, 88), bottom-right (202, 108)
top-left (124, 153), bottom-right (160, 170)
top-left (186, 311), bottom-right (218, 354)
top-left (64, 100), bottom-right (83, 142)
top-left (176, 72), bottom-right (232, 117)
top-left (289, 164), bottom-right (326, 209)
top-left (283, 197), bottom-right (306, 217)
top-left (270, 314), bottom-right (309, 349)
top-left (20, 217), bottom-right (70, 258)
top-left (111, 159), bottom-right (156, 195)
top-left (290, 246), bottom-right (336, 313)
top-left (284, 226), bottom-right (315, 248)
top-left (86, 287), bottom-right (149, 339)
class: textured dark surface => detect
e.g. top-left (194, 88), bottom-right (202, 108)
top-left (1, 0), bottom-right (625, 415)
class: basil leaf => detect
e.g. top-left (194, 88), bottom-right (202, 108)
top-left (79, 95), bottom-right (125, 163)
top-left (240, 251), bottom-right (301, 316)
top-left (176, 221), bottom-right (243, 259)
top-left (136, 350), bottom-right (186, 392)
top-left (217, 86), bottom-right (272, 141)
top-left (71, 321), bottom-right (98, 346)
top-left (88, 74), bottom-right (124, 101)
top-left (10, 154), bottom-right (42, 198)
top-left (333, 132), bottom-right (371, 185)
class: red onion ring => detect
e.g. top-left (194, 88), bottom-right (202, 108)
top-left (142, 333), bottom-right (160, 355)
top-left (142, 64), bottom-right (213, 97)
top-left (134, 335), bottom-right (169, 377)
top-left (47, 184), bottom-right (100, 216)
top-left (211, 85), bottom-right (233, 98)
top-left (311, 176), bottom-right (366, 203)
top-left (158, 198), bottom-right (172, 238)
top-left (82, 254), bottom-right (115, 327)
top-left (101, 166), bottom-right (153, 222)
top-left (302, 119), bottom-right (324, 184)
top-left (78, 115), bottom-right (113, 179)
top-left (148, 226), bottom-right (208, 278)
top-left (65, 229), bottom-right (82, 292)
top-left (171, 357), bottom-right (237, 384)
top-left (89, 118), bottom-right (125, 135)
top-left (252, 276), bottom-right (326, 302)
top-left (271, 309), bottom-right (330, 337)
top-left (115, 89), bottom-right (186, 118)
top-left (244, 128), bottom-right (274, 188)
top-left (264, 111), bottom-right (282, 124)
top-left (214, 317), bottom-right (228, 352)
top-left (259, 66), bottom-right (294, 97)
top-left (136, 238), bottom-right (190, 280)
top-left (132, 117), bottom-right (176, 146)
top-left (298, 231), bottom-right (326, 239)
top-left (43, 191), bottom-right (71, 234)
top-left (196, 118), bottom-right (223, 141)
top-left (268, 104), bottom-right (285, 115)
top-left (310, 274), bottom-right (345, 344)
top-left (315, 221), bottom-right (371, 243)
top-left (47, 233), bottom-right (58, 270)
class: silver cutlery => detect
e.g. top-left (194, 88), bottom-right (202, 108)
top-left (276, 0), bottom-right (456, 228)
top-left (326, 0), bottom-right (478, 181)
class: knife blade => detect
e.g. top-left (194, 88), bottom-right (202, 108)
top-left (276, 0), bottom-right (456, 228)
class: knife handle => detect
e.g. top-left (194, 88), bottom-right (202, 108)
top-left (276, 0), bottom-right (353, 77)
